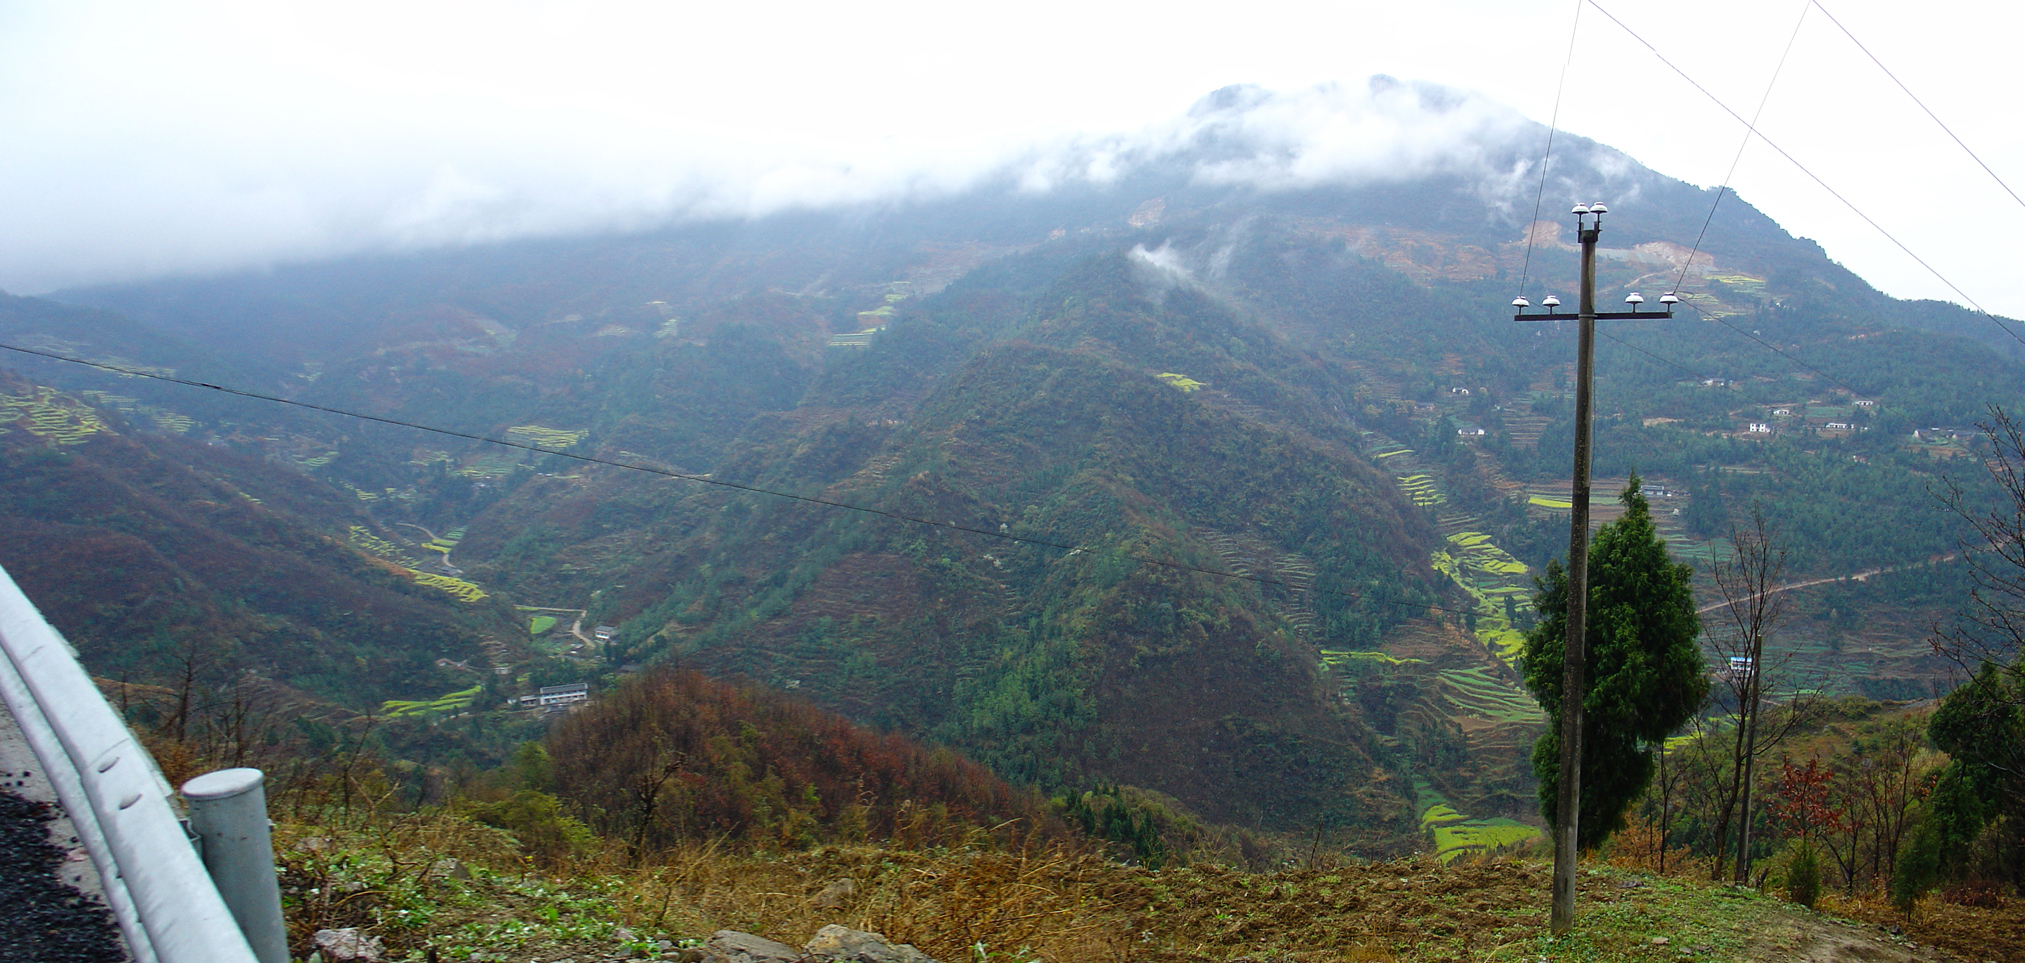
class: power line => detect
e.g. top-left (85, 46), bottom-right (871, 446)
top-left (1584, 297), bottom-right (1920, 425)
top-left (1809, 0), bottom-right (2025, 216)
top-left (1585, 0), bottom-right (2025, 350)
top-left (1516, 0), bottom-right (1586, 303)
top-left (0, 339), bottom-right (1498, 623)
top-left (1669, 1), bottom-right (1812, 299)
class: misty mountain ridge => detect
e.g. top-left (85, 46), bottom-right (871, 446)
top-left (0, 82), bottom-right (2015, 853)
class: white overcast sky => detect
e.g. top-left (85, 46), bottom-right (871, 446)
top-left (3, 0), bottom-right (2023, 319)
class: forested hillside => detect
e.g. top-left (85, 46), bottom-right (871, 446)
top-left (4, 100), bottom-right (2019, 855)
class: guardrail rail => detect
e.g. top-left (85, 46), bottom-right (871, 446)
top-left (0, 564), bottom-right (264, 963)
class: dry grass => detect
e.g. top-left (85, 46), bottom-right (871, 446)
top-left (260, 808), bottom-right (2017, 963)
top-left (612, 843), bottom-right (1128, 961)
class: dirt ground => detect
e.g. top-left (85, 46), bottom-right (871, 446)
top-left (649, 848), bottom-right (2018, 963)
top-left (272, 822), bottom-right (2024, 963)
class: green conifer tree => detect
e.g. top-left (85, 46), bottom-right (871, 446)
top-left (1524, 475), bottom-right (1709, 849)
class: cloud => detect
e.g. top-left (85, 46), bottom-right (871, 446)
top-left (1127, 241), bottom-right (1194, 299)
top-left (0, 4), bottom-right (1591, 295)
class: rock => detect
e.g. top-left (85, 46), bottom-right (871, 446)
top-left (803, 924), bottom-right (940, 963)
top-left (615, 927), bottom-right (637, 943)
top-left (702, 930), bottom-right (802, 963)
top-left (813, 877), bottom-right (860, 911)
top-left (666, 950), bottom-right (705, 963)
top-left (313, 928), bottom-right (384, 963)
top-left (432, 858), bottom-right (472, 880)
top-left (1650, 937), bottom-right (1669, 946)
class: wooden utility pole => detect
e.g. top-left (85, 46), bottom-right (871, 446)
top-left (1513, 203), bottom-right (1674, 934)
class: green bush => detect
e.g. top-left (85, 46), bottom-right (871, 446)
top-left (1785, 841), bottom-right (1821, 909)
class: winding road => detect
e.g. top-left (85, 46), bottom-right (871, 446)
top-left (1694, 553), bottom-right (1958, 616)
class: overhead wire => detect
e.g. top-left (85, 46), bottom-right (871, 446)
top-left (1667, 1), bottom-right (1812, 300)
top-left (1584, 0), bottom-right (2025, 350)
top-left (1514, 0), bottom-right (1586, 303)
top-left (1808, 0), bottom-right (2025, 216)
top-left (0, 339), bottom-right (1495, 622)
top-left (1566, 298), bottom-right (1924, 428)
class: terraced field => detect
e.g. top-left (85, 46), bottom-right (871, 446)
top-left (1431, 528), bottom-right (1533, 666)
top-left (411, 571), bottom-right (488, 602)
top-left (1397, 474), bottom-right (1447, 507)
top-left (455, 449), bottom-right (525, 478)
top-left (346, 525), bottom-right (488, 601)
top-left (1438, 665), bottom-right (1543, 726)
top-left (348, 525), bottom-right (421, 567)
top-left (1318, 649), bottom-right (1425, 669)
top-left (505, 424), bottom-right (586, 450)
top-left (0, 386), bottom-right (108, 445)
top-left (381, 684), bottom-right (484, 719)
top-left (1416, 780), bottom-right (1539, 863)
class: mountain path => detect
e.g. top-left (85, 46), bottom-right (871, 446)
top-left (1694, 554), bottom-right (1957, 616)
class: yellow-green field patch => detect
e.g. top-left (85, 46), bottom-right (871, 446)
top-left (0, 387), bottom-right (108, 445)
top-left (506, 425), bottom-right (585, 450)
top-left (381, 684), bottom-right (485, 719)
top-left (411, 572), bottom-right (487, 603)
top-left (1397, 474), bottom-right (1446, 506)
top-left (1431, 818), bottom-right (1539, 862)
top-left (1319, 649), bottom-right (1426, 668)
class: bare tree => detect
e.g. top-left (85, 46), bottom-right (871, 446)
top-left (1704, 503), bottom-right (1811, 882)
top-left (1934, 405), bottom-right (2025, 684)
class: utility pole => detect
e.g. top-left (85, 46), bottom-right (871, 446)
top-left (1513, 203), bottom-right (1674, 934)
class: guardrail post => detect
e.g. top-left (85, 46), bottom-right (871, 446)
top-left (182, 769), bottom-right (288, 963)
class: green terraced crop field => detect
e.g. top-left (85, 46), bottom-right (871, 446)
top-left (1430, 529), bottom-right (1534, 666)
top-left (0, 388), bottom-right (108, 445)
top-left (1439, 666), bottom-right (1544, 725)
top-left (1431, 817), bottom-right (1539, 861)
top-left (382, 684), bottom-right (485, 719)
top-left (506, 425), bottom-right (586, 450)
top-left (1319, 649), bottom-right (1426, 669)
top-left (1415, 781), bottom-right (1541, 863)
top-left (529, 615), bottom-right (557, 635)
top-left (1396, 474), bottom-right (1447, 506)
top-left (347, 526), bottom-right (420, 567)
top-left (411, 571), bottom-right (488, 602)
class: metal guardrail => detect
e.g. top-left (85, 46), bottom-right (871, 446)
top-left (0, 565), bottom-right (263, 963)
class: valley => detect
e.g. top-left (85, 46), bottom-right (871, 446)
top-left (0, 129), bottom-right (2013, 863)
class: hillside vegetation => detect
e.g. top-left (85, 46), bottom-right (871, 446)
top-left (4, 106), bottom-right (2022, 871)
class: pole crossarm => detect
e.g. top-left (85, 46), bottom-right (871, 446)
top-left (1515, 308), bottom-right (1675, 322)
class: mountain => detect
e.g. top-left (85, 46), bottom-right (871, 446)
top-left (5, 81), bottom-right (2016, 850)
top-left (0, 363), bottom-right (522, 706)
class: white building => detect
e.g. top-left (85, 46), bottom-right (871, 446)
top-left (518, 682), bottom-right (590, 709)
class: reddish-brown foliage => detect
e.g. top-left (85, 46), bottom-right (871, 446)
top-left (546, 666), bottom-right (1063, 855)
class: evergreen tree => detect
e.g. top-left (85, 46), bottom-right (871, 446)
top-left (1524, 475), bottom-right (1709, 849)
top-left (1923, 660), bottom-right (2025, 887)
